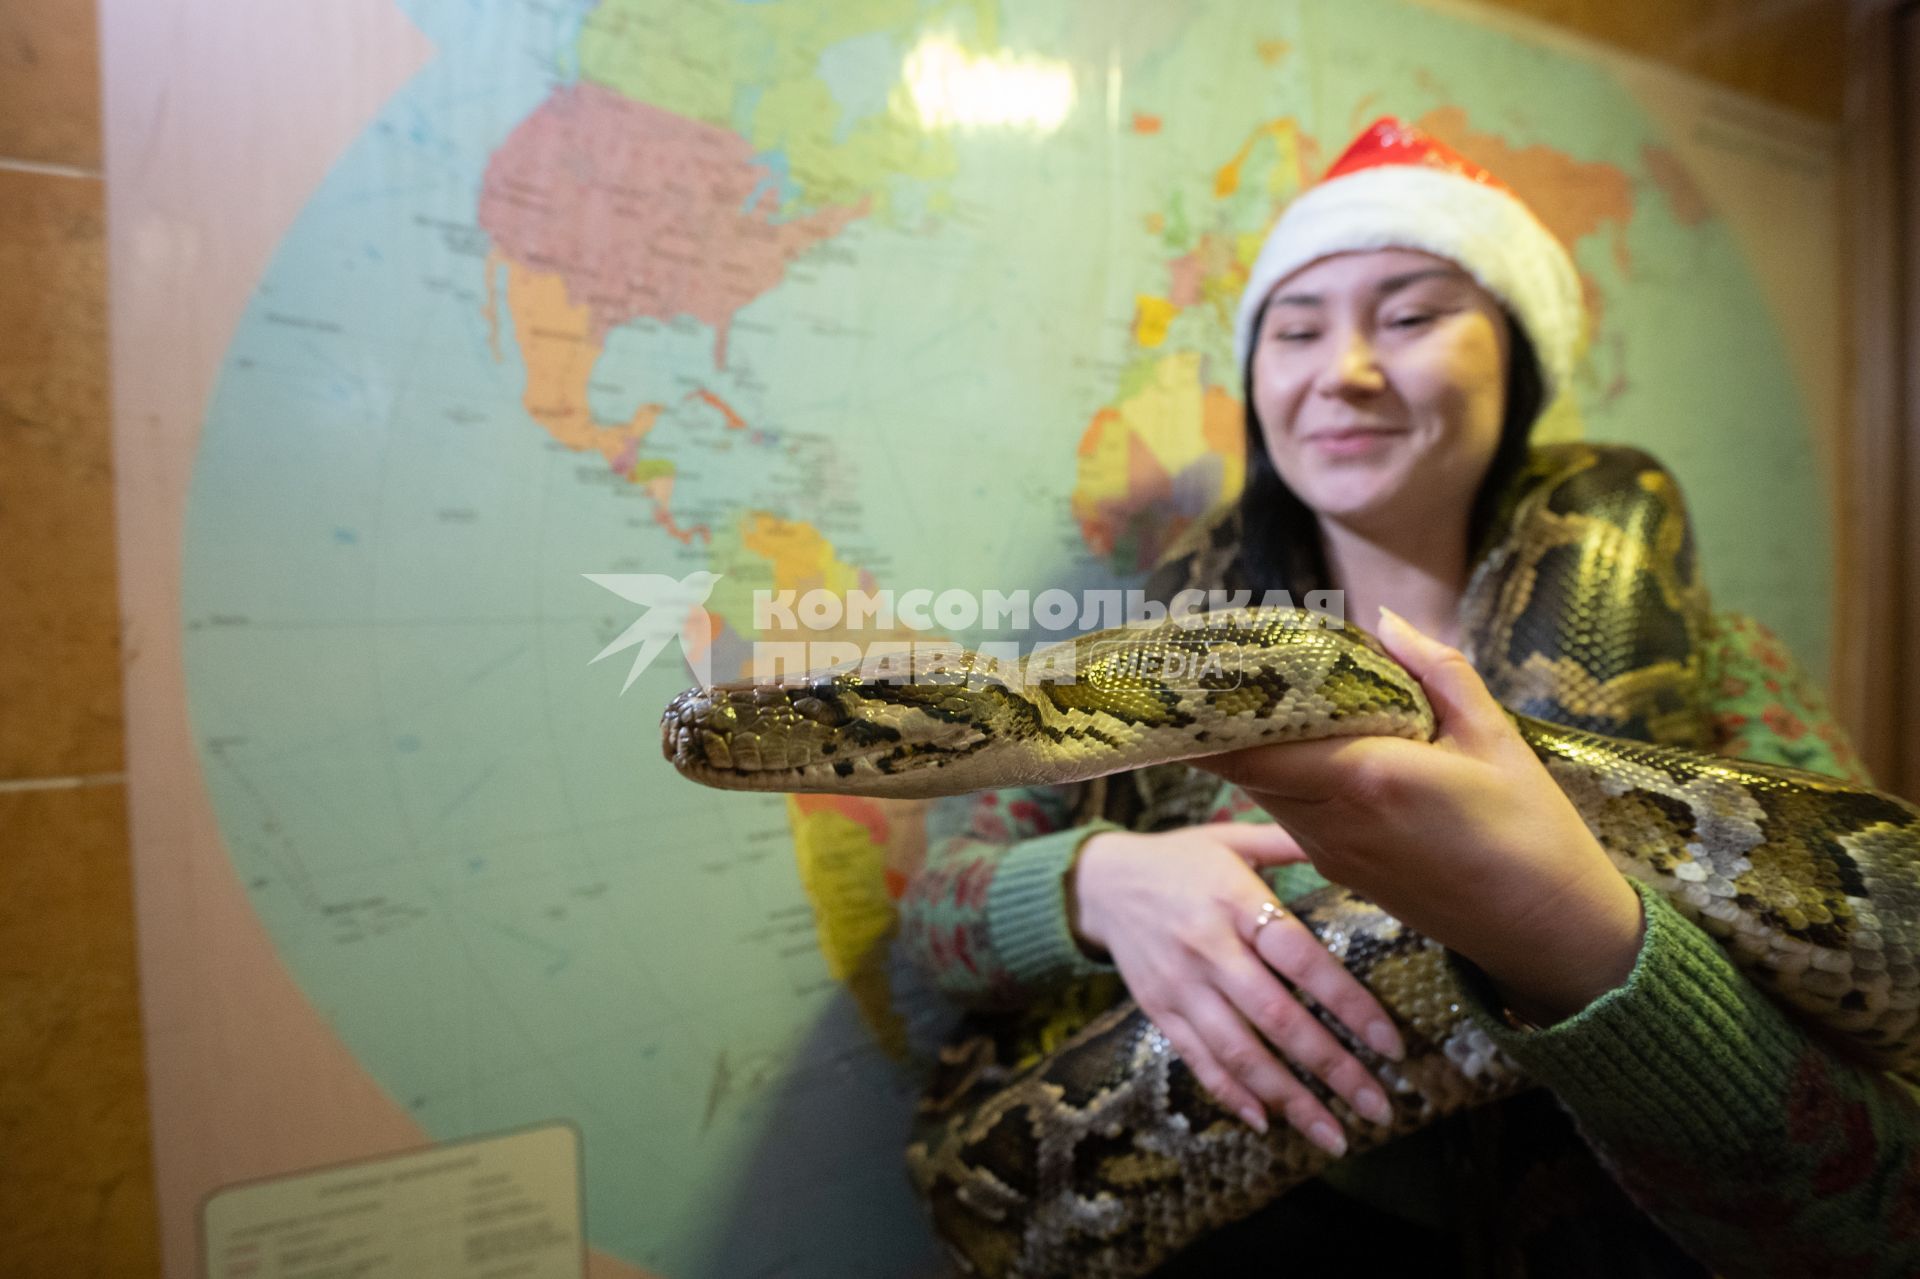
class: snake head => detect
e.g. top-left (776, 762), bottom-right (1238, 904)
top-left (661, 647), bottom-right (1027, 795)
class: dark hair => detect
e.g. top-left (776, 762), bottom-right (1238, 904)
top-left (1233, 300), bottom-right (1546, 598)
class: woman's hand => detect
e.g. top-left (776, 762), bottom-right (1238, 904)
top-left (1194, 608), bottom-right (1647, 1026)
top-left (1068, 822), bottom-right (1407, 1156)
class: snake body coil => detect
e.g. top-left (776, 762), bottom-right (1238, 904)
top-left (661, 445), bottom-right (1920, 1277)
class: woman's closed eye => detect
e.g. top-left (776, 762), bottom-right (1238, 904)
top-left (1269, 314), bottom-right (1434, 343)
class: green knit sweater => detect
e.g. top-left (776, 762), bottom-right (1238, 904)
top-left (897, 613), bottom-right (1917, 1276)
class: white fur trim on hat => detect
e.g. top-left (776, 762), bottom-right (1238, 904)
top-left (1232, 165), bottom-right (1584, 400)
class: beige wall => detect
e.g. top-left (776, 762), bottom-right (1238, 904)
top-left (1, 0), bottom-right (161, 1273)
top-left (1480, 0), bottom-right (1845, 122)
top-left (0, 0), bottom-right (1847, 1273)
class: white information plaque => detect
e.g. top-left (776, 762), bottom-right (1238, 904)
top-left (202, 1123), bottom-right (584, 1279)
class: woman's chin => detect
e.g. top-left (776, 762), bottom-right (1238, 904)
top-left (1293, 474), bottom-right (1408, 524)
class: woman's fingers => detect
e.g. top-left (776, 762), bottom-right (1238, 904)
top-left (1192, 735), bottom-right (1357, 801)
top-left (1201, 821), bottom-right (1311, 867)
top-left (1213, 944), bottom-right (1397, 1130)
top-left (1374, 607), bottom-right (1512, 756)
top-left (1089, 825), bottom-right (1405, 1160)
top-left (1251, 907), bottom-right (1407, 1064)
top-left (1177, 989), bottom-right (1352, 1157)
top-left (1150, 1010), bottom-right (1272, 1137)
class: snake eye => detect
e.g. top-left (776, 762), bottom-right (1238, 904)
top-left (793, 695), bottom-right (846, 726)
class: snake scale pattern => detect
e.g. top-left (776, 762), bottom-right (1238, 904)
top-left (662, 444), bottom-right (1920, 1277)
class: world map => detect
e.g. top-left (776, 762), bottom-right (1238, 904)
top-left (180, 0), bottom-right (1834, 1272)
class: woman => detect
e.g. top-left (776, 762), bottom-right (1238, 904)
top-left (899, 119), bottom-right (1915, 1275)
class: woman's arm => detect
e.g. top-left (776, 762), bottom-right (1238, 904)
top-left (897, 779), bottom-right (1327, 1005)
top-left (1449, 882), bottom-right (1920, 1278)
top-left (1201, 608), bottom-right (1647, 1022)
top-left (1207, 608), bottom-right (1920, 1276)
top-left (896, 779), bottom-right (1406, 1153)
top-left (1450, 610), bottom-right (1920, 1276)
top-left (896, 783), bottom-right (1122, 1008)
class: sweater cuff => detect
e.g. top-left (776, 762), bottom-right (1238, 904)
top-left (986, 821), bottom-right (1122, 990)
top-left (1448, 879), bottom-right (1806, 1158)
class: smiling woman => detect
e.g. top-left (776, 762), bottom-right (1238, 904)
top-left (1244, 251), bottom-right (1514, 647)
top-left (894, 116), bottom-right (1920, 1276)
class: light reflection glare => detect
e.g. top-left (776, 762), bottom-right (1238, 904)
top-left (902, 35), bottom-right (1076, 133)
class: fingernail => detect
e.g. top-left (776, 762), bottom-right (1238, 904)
top-left (1239, 1106), bottom-right (1269, 1135)
top-left (1356, 1087), bottom-right (1392, 1126)
top-left (1377, 605), bottom-right (1407, 636)
top-left (1309, 1121), bottom-right (1347, 1158)
top-left (1365, 1020), bottom-right (1405, 1062)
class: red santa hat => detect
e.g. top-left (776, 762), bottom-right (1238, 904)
top-left (1232, 117), bottom-right (1584, 401)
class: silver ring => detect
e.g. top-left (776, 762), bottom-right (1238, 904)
top-left (1252, 900), bottom-right (1284, 936)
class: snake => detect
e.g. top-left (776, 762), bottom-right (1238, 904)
top-left (660, 443), bottom-right (1920, 1278)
